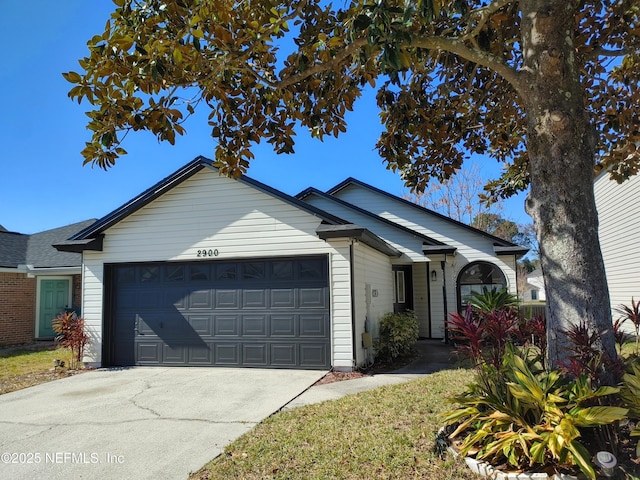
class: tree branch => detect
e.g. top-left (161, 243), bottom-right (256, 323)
top-left (583, 46), bottom-right (634, 59)
top-left (461, 0), bottom-right (514, 41)
top-left (277, 37), bottom-right (369, 89)
top-left (410, 36), bottom-right (523, 95)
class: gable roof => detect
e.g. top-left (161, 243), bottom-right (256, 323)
top-left (61, 156), bottom-right (348, 245)
top-left (0, 220), bottom-right (96, 269)
top-left (56, 157), bottom-right (399, 257)
top-left (326, 177), bottom-right (527, 251)
top-left (297, 187), bottom-right (456, 255)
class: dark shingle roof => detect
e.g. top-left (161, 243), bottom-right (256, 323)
top-left (0, 220), bottom-right (96, 269)
top-left (0, 231), bottom-right (29, 268)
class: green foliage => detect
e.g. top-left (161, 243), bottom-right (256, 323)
top-left (374, 311), bottom-right (419, 364)
top-left (441, 345), bottom-right (627, 479)
top-left (52, 312), bottom-right (90, 370)
top-left (467, 287), bottom-right (519, 313)
top-left (65, 1), bottom-right (640, 192)
top-left (620, 357), bottom-right (640, 457)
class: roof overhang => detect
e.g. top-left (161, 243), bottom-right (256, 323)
top-left (18, 265), bottom-right (82, 277)
top-left (422, 245), bottom-right (458, 255)
top-left (316, 224), bottom-right (402, 257)
top-left (494, 245), bottom-right (529, 257)
top-left (0, 266), bottom-right (21, 273)
top-left (54, 235), bottom-right (104, 253)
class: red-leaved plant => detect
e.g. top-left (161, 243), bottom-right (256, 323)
top-left (615, 297), bottom-right (640, 355)
top-left (447, 301), bottom-right (519, 369)
top-left (52, 311), bottom-right (90, 370)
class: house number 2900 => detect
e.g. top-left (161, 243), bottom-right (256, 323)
top-left (197, 249), bottom-right (219, 257)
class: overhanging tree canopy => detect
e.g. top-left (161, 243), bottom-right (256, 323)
top-left (66, 0), bottom-right (640, 368)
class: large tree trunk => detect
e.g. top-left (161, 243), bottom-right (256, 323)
top-left (520, 0), bottom-right (616, 370)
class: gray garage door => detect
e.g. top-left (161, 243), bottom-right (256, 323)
top-left (107, 256), bottom-right (330, 369)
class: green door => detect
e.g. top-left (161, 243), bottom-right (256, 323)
top-left (39, 279), bottom-right (70, 338)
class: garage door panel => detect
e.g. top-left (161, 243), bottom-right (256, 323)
top-left (163, 345), bottom-right (187, 364)
top-left (189, 315), bottom-right (212, 335)
top-left (243, 290), bottom-right (267, 308)
top-left (215, 290), bottom-right (239, 308)
top-left (300, 344), bottom-right (327, 367)
top-left (137, 342), bottom-right (161, 363)
top-left (271, 344), bottom-right (296, 366)
top-left (110, 256), bottom-right (330, 369)
top-left (271, 289), bottom-right (295, 308)
top-left (300, 314), bottom-right (327, 337)
top-left (214, 315), bottom-right (239, 335)
top-left (299, 288), bottom-right (326, 308)
top-left (189, 289), bottom-right (213, 309)
top-left (215, 344), bottom-right (240, 365)
top-left (271, 315), bottom-right (296, 336)
top-left (242, 315), bottom-right (267, 336)
top-left (188, 345), bottom-right (213, 364)
top-left (243, 344), bottom-right (268, 366)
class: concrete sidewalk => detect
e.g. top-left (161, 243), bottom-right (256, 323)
top-left (286, 339), bottom-right (457, 409)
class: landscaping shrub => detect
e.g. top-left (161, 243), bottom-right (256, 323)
top-left (441, 297), bottom-right (640, 479)
top-left (441, 345), bottom-right (627, 479)
top-left (52, 311), bottom-right (90, 370)
top-left (374, 310), bottom-right (418, 364)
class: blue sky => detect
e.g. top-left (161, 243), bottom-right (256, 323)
top-left (0, 1), bottom-right (529, 234)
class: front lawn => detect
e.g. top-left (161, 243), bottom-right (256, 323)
top-left (191, 368), bottom-right (477, 480)
top-left (0, 344), bottom-right (78, 395)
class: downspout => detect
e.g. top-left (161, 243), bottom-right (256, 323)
top-left (349, 240), bottom-right (357, 370)
top-left (441, 259), bottom-right (448, 344)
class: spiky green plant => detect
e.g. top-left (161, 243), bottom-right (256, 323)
top-left (441, 344), bottom-right (627, 479)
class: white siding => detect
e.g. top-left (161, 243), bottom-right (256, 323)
top-left (352, 242), bottom-right (394, 367)
top-left (332, 184), bottom-right (519, 329)
top-left (412, 263), bottom-right (430, 337)
top-left (303, 193), bottom-right (429, 262)
top-left (328, 240), bottom-right (356, 370)
top-left (429, 255), bottom-right (447, 338)
top-left (595, 172), bottom-right (640, 326)
top-left (82, 170), bottom-right (349, 366)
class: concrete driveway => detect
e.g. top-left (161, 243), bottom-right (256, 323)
top-left (0, 367), bottom-right (326, 480)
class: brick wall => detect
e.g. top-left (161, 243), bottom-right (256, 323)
top-left (72, 274), bottom-right (82, 315)
top-left (0, 272), bottom-right (36, 346)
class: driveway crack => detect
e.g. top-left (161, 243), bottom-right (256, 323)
top-left (128, 380), bottom-right (161, 417)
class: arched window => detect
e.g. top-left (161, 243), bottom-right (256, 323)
top-left (457, 261), bottom-right (507, 311)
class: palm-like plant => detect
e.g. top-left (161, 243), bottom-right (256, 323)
top-left (467, 287), bottom-right (519, 313)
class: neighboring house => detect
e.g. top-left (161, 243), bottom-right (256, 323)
top-left (594, 169), bottom-right (640, 326)
top-left (56, 156), bottom-right (526, 371)
top-left (0, 220), bottom-right (95, 346)
top-left (522, 268), bottom-right (546, 303)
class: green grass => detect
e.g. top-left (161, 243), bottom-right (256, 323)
top-left (191, 368), bottom-right (478, 480)
top-left (0, 345), bottom-right (66, 376)
top-left (0, 344), bottom-right (74, 394)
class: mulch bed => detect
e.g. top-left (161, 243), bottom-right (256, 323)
top-left (313, 350), bottom-right (420, 386)
top-left (0, 369), bottom-right (86, 395)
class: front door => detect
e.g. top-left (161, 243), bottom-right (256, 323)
top-left (38, 279), bottom-right (70, 338)
top-left (392, 265), bottom-right (414, 313)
